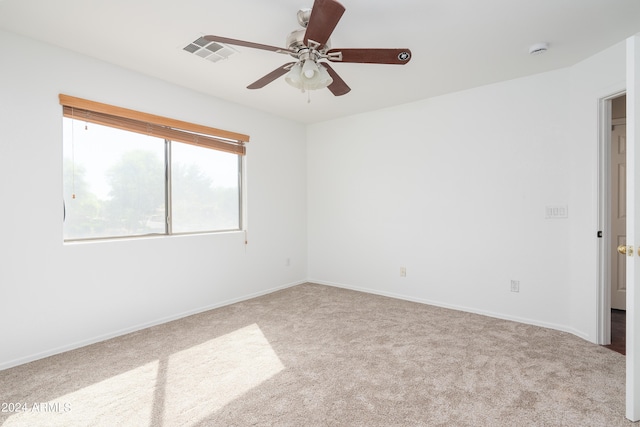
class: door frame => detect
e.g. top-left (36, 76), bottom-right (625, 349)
top-left (597, 90), bottom-right (626, 346)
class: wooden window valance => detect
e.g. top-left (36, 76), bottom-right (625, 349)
top-left (59, 94), bottom-right (249, 155)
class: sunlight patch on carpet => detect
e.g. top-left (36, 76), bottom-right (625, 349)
top-left (3, 324), bottom-right (284, 427)
top-left (161, 323), bottom-right (285, 425)
top-left (3, 360), bottom-right (159, 426)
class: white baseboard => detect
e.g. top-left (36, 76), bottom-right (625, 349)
top-left (308, 279), bottom-right (592, 343)
top-left (0, 280), bottom-right (305, 371)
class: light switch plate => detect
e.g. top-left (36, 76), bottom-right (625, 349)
top-left (545, 205), bottom-right (568, 219)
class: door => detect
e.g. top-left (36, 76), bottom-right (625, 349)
top-left (626, 34), bottom-right (640, 422)
top-left (611, 120), bottom-right (627, 310)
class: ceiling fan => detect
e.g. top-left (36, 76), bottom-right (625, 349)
top-left (204, 0), bottom-right (412, 96)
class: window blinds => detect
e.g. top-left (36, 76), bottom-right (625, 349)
top-left (59, 94), bottom-right (249, 155)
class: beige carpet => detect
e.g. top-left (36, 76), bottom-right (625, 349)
top-left (0, 283), bottom-right (630, 426)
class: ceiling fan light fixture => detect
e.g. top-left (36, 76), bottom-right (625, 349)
top-left (285, 60), bottom-right (333, 91)
top-left (306, 63), bottom-right (333, 90)
top-left (285, 62), bottom-right (304, 88)
top-left (302, 59), bottom-right (319, 78)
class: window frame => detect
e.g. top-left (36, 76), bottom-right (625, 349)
top-left (60, 94), bottom-right (249, 242)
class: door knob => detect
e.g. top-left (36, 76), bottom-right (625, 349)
top-left (618, 245), bottom-right (634, 256)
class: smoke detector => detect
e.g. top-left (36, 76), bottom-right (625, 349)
top-left (529, 42), bottom-right (549, 55)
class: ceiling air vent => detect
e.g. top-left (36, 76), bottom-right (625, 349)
top-left (183, 37), bottom-right (237, 63)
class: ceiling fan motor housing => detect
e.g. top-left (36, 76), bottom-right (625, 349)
top-left (287, 28), bottom-right (331, 54)
top-left (297, 8), bottom-right (312, 28)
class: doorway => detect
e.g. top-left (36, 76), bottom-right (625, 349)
top-left (610, 95), bottom-right (627, 354)
top-left (598, 92), bottom-right (627, 351)
top-left (611, 101), bottom-right (627, 311)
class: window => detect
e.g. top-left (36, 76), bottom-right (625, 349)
top-left (61, 95), bottom-right (249, 241)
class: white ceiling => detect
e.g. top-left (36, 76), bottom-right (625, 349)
top-left (1, 0), bottom-right (640, 124)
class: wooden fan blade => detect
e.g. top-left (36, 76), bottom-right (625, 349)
top-left (326, 48), bottom-right (412, 64)
top-left (303, 0), bottom-right (346, 48)
top-left (247, 63), bottom-right (296, 89)
top-left (204, 35), bottom-right (290, 54)
top-left (322, 63), bottom-right (350, 96)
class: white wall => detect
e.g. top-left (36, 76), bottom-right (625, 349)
top-left (308, 41), bottom-right (627, 341)
top-left (0, 30), bottom-right (308, 369)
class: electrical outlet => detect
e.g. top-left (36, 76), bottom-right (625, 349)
top-left (286, 258), bottom-right (291, 267)
top-left (400, 267), bottom-right (407, 277)
top-left (510, 280), bottom-right (520, 293)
